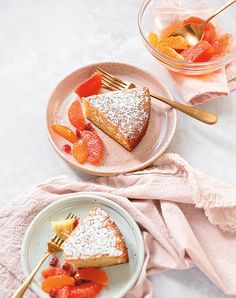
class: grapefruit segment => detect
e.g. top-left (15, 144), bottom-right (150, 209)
top-left (81, 131), bottom-right (104, 165)
top-left (57, 283), bottom-right (102, 298)
top-left (75, 73), bottom-right (102, 98)
top-left (183, 16), bottom-right (216, 44)
top-left (74, 268), bottom-right (108, 287)
top-left (68, 100), bottom-right (86, 131)
top-left (182, 40), bottom-right (215, 62)
top-left (212, 33), bottom-right (232, 55)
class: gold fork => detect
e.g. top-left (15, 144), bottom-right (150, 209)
top-left (13, 213), bottom-right (78, 298)
top-left (94, 67), bottom-right (218, 125)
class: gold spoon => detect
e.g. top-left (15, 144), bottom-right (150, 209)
top-left (169, 0), bottom-right (236, 47)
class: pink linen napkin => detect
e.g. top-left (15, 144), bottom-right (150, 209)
top-left (1, 153), bottom-right (236, 298)
top-left (152, 0), bottom-right (236, 105)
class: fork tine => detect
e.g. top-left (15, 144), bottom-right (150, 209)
top-left (101, 79), bottom-right (120, 91)
top-left (58, 238), bottom-right (64, 247)
top-left (48, 212), bottom-right (79, 252)
top-left (102, 76), bottom-right (124, 90)
top-left (51, 234), bottom-right (57, 241)
top-left (55, 236), bottom-right (61, 244)
top-left (95, 67), bottom-right (128, 87)
top-left (66, 212), bottom-right (71, 219)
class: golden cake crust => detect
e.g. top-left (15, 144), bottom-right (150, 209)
top-left (63, 207), bottom-right (129, 268)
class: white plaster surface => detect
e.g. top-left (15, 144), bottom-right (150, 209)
top-left (0, 0), bottom-right (235, 297)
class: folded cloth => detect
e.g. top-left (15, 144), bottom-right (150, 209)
top-left (152, 0), bottom-right (236, 105)
top-left (1, 153), bottom-right (236, 298)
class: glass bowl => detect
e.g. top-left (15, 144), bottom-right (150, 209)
top-left (138, 0), bottom-right (236, 75)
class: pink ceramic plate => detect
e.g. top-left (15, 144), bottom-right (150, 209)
top-left (46, 62), bottom-right (177, 176)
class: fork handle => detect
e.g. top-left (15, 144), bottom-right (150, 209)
top-left (12, 252), bottom-right (52, 298)
top-left (151, 92), bottom-right (217, 124)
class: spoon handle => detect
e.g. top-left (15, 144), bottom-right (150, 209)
top-left (151, 93), bottom-right (217, 125)
top-left (203, 0), bottom-right (236, 26)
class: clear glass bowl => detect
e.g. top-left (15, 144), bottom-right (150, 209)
top-left (138, 0), bottom-right (236, 75)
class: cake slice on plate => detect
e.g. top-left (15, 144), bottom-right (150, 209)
top-left (51, 218), bottom-right (79, 240)
top-left (83, 87), bottom-right (151, 151)
top-left (63, 207), bottom-right (129, 268)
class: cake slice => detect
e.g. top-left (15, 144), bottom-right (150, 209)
top-left (63, 207), bottom-right (129, 268)
top-left (51, 218), bottom-right (79, 240)
top-left (83, 87), bottom-right (151, 151)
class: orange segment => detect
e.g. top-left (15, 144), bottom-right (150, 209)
top-left (157, 43), bottom-right (184, 60)
top-left (75, 268), bottom-right (108, 286)
top-left (41, 275), bottom-right (75, 293)
top-left (68, 100), bottom-right (86, 131)
top-left (81, 131), bottom-right (104, 165)
top-left (162, 35), bottom-right (189, 50)
top-left (41, 267), bottom-right (67, 279)
top-left (148, 32), bottom-right (158, 48)
top-left (51, 125), bottom-right (78, 143)
top-left (72, 139), bottom-right (89, 164)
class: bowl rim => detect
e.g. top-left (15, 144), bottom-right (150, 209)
top-left (138, 0), bottom-right (236, 69)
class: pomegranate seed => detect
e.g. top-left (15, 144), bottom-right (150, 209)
top-left (49, 288), bottom-right (58, 298)
top-left (75, 129), bottom-right (81, 138)
top-left (75, 280), bottom-right (83, 286)
top-left (72, 218), bottom-right (79, 229)
top-left (85, 123), bottom-right (93, 131)
top-left (70, 269), bottom-right (78, 277)
top-left (75, 279), bottom-right (89, 286)
top-left (62, 144), bottom-right (71, 154)
top-left (62, 262), bottom-right (72, 272)
top-left (49, 256), bottom-right (59, 267)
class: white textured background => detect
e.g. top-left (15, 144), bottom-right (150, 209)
top-left (0, 0), bottom-right (235, 297)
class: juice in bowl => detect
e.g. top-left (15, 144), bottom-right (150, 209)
top-left (138, 0), bottom-right (236, 75)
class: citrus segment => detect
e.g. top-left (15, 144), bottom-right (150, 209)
top-left (162, 35), bottom-right (188, 50)
top-left (182, 40), bottom-right (215, 62)
top-left (75, 73), bottom-right (102, 98)
top-left (68, 100), bottom-right (86, 131)
top-left (212, 33), bottom-right (232, 55)
top-left (183, 16), bottom-right (216, 44)
top-left (74, 268), bottom-right (108, 287)
top-left (41, 275), bottom-right (75, 293)
top-left (57, 283), bottom-right (102, 298)
top-left (51, 125), bottom-right (78, 144)
top-left (41, 267), bottom-right (67, 279)
top-left (81, 131), bottom-right (104, 165)
top-left (157, 43), bottom-right (184, 60)
top-left (72, 139), bottom-right (89, 164)
top-left (148, 32), bottom-right (158, 48)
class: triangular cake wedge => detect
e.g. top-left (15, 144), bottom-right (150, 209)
top-left (83, 87), bottom-right (151, 151)
top-left (63, 207), bottom-right (129, 268)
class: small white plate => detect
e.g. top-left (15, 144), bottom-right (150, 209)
top-left (21, 193), bottom-right (145, 298)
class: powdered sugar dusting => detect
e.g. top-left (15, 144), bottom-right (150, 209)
top-left (87, 88), bottom-right (151, 139)
top-left (63, 207), bottom-right (123, 259)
